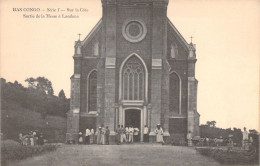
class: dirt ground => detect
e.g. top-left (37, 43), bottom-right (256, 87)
top-left (8, 144), bottom-right (221, 166)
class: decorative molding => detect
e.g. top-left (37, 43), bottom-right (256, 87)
top-left (152, 59), bottom-right (162, 69)
top-left (122, 19), bottom-right (147, 43)
top-left (74, 74), bottom-right (81, 79)
top-left (73, 108), bottom-right (80, 114)
top-left (105, 57), bottom-right (116, 68)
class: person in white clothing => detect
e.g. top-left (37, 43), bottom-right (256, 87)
top-left (155, 124), bottom-right (164, 143)
top-left (128, 126), bottom-right (134, 143)
top-left (78, 132), bottom-right (83, 144)
top-left (143, 125), bottom-right (149, 143)
top-left (242, 127), bottom-right (249, 150)
top-left (125, 126), bottom-right (129, 142)
top-left (85, 128), bottom-right (91, 144)
top-left (90, 129), bottom-right (95, 144)
top-left (120, 125), bottom-right (127, 143)
top-left (187, 131), bottom-right (192, 146)
top-left (133, 127), bottom-right (139, 142)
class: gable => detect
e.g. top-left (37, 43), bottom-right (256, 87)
top-left (167, 18), bottom-right (189, 52)
top-left (82, 19), bottom-right (102, 47)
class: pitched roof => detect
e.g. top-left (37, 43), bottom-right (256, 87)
top-left (167, 18), bottom-right (190, 51)
top-left (82, 19), bottom-right (103, 46)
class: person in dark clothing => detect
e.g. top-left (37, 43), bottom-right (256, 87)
top-left (38, 133), bottom-right (44, 145)
top-left (115, 125), bottom-right (121, 145)
top-left (105, 126), bottom-right (110, 145)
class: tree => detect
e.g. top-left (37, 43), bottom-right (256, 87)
top-left (58, 89), bottom-right (66, 99)
top-left (25, 77), bottom-right (37, 88)
top-left (206, 121), bottom-right (212, 127)
top-left (25, 76), bottom-right (54, 95)
top-left (211, 121), bottom-right (216, 128)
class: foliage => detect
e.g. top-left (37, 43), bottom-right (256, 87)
top-left (1, 78), bottom-right (70, 117)
top-left (58, 89), bottom-right (66, 99)
top-left (200, 124), bottom-right (258, 147)
top-left (206, 120), bottom-right (216, 127)
top-left (1, 140), bottom-right (58, 165)
top-left (25, 76), bottom-right (54, 95)
top-left (1, 102), bottom-right (66, 142)
top-left (196, 145), bottom-right (259, 165)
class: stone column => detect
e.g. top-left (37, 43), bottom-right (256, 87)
top-left (162, 60), bottom-right (170, 141)
top-left (66, 41), bottom-right (82, 143)
top-left (187, 43), bottom-right (199, 137)
top-left (149, 1), bottom-right (168, 142)
top-left (102, 0), bottom-right (117, 140)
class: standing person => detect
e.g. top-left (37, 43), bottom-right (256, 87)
top-left (38, 133), bottom-right (44, 145)
top-left (33, 131), bottom-right (37, 145)
top-left (85, 128), bottom-right (91, 144)
top-left (105, 126), bottom-right (110, 145)
top-left (96, 127), bottom-right (102, 144)
top-left (101, 125), bottom-right (106, 145)
top-left (25, 135), bottom-right (29, 146)
top-left (19, 133), bottom-right (23, 145)
top-left (90, 129), bottom-right (95, 144)
top-left (227, 135), bottom-right (233, 151)
top-left (120, 125), bottom-right (127, 143)
top-left (115, 125), bottom-right (121, 145)
top-left (133, 127), bottom-right (139, 142)
top-left (128, 125), bottom-right (134, 143)
top-left (242, 127), bottom-right (249, 150)
top-left (125, 126), bottom-right (129, 143)
top-left (29, 132), bottom-right (34, 146)
top-left (187, 131), bottom-right (192, 146)
top-left (143, 125), bottom-right (149, 143)
top-left (155, 124), bottom-right (164, 144)
top-left (78, 132), bottom-right (83, 144)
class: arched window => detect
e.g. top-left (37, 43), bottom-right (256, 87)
top-left (171, 43), bottom-right (178, 58)
top-left (88, 70), bottom-right (97, 112)
top-left (169, 72), bottom-right (181, 113)
top-left (122, 56), bottom-right (145, 101)
top-left (93, 42), bottom-right (99, 56)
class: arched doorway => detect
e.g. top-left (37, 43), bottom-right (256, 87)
top-left (125, 109), bottom-right (141, 142)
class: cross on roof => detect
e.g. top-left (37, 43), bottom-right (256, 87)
top-left (190, 36), bottom-right (193, 43)
top-left (78, 33), bottom-right (81, 40)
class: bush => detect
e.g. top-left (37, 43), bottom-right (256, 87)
top-left (1, 140), bottom-right (58, 166)
top-left (196, 146), bottom-right (259, 165)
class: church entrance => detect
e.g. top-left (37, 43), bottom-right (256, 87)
top-left (125, 109), bottom-right (141, 142)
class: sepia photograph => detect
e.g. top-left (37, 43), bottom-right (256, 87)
top-left (0, 0), bottom-right (259, 165)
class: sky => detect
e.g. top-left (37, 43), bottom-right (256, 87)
top-left (1, 0), bottom-right (259, 131)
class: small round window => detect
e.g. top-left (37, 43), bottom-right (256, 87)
top-left (122, 20), bottom-right (147, 43)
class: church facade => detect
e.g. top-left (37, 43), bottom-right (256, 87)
top-left (66, 0), bottom-right (200, 143)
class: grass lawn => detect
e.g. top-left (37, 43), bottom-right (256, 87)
top-left (8, 144), bottom-right (222, 166)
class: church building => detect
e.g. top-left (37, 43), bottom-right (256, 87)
top-left (66, 0), bottom-right (200, 143)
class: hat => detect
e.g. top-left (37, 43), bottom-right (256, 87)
top-left (79, 132), bottom-right (82, 134)
top-left (99, 127), bottom-right (101, 129)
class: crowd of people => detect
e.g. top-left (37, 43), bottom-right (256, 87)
top-left (189, 127), bottom-right (256, 151)
top-left (77, 124), bottom-right (165, 145)
top-left (115, 125), bottom-right (140, 144)
top-left (18, 130), bottom-right (44, 146)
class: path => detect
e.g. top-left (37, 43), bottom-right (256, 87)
top-left (8, 144), bottom-right (221, 166)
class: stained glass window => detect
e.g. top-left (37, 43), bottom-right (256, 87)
top-left (122, 56), bottom-right (145, 101)
top-left (169, 73), bottom-right (180, 113)
top-left (88, 71), bottom-right (97, 111)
